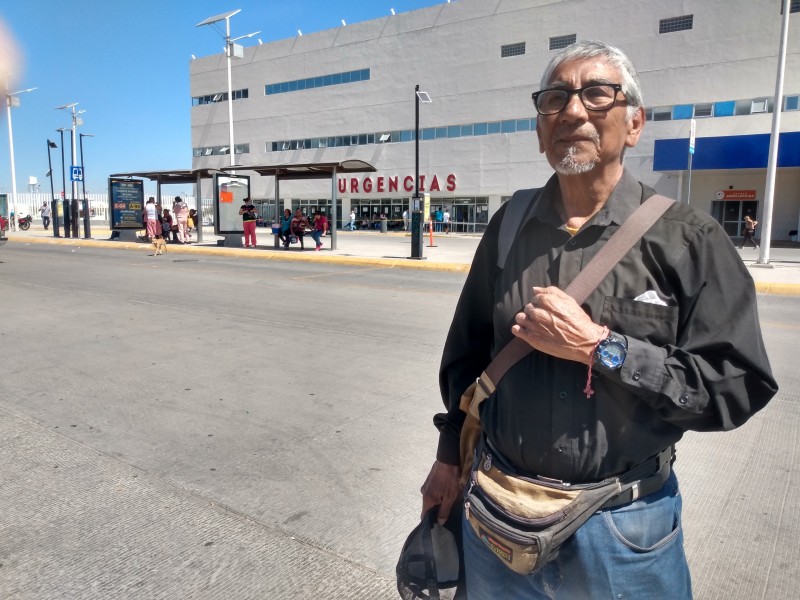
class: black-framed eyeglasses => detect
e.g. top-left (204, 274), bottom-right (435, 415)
top-left (531, 84), bottom-right (624, 115)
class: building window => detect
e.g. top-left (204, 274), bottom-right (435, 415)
top-left (786, 96), bottom-right (800, 111)
top-left (192, 89), bottom-right (248, 106)
top-left (501, 42), bottom-right (526, 58)
top-left (693, 103), bottom-right (713, 118)
top-left (265, 68), bottom-right (370, 96)
top-left (751, 99), bottom-right (769, 114)
top-left (549, 34), bottom-right (577, 50)
top-left (785, 0), bottom-right (800, 13)
top-left (659, 15), bottom-right (693, 34)
top-left (652, 106), bottom-right (672, 121)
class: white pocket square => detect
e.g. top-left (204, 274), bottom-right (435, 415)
top-left (633, 290), bottom-right (670, 306)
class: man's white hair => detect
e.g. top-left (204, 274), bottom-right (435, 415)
top-left (540, 40), bottom-right (644, 122)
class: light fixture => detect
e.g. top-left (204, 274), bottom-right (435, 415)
top-left (391, 8), bottom-right (395, 15)
top-left (197, 9), bottom-right (260, 169)
top-left (341, 19), bottom-right (346, 26)
top-left (298, 29), bottom-right (303, 36)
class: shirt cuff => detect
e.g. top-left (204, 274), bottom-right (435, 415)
top-left (619, 336), bottom-right (668, 392)
top-left (433, 410), bottom-right (465, 466)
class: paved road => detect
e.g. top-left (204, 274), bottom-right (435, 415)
top-left (0, 243), bottom-right (797, 599)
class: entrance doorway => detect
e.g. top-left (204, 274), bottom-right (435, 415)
top-left (711, 200), bottom-right (758, 237)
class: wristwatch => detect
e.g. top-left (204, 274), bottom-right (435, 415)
top-left (595, 331), bottom-right (628, 370)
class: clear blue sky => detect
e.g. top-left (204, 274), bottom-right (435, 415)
top-left (1, 0), bottom-right (448, 196)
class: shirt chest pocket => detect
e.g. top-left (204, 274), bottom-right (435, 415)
top-left (599, 297), bottom-right (678, 346)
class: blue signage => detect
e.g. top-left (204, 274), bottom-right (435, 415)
top-left (70, 165), bottom-right (84, 182)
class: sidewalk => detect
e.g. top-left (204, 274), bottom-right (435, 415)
top-left (5, 225), bottom-right (800, 295)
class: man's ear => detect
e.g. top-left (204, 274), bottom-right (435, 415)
top-left (625, 106), bottom-right (646, 148)
top-left (536, 118), bottom-right (545, 154)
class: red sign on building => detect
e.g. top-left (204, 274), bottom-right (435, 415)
top-left (715, 190), bottom-right (757, 201)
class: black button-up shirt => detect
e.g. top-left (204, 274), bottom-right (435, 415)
top-left (436, 169), bottom-right (777, 482)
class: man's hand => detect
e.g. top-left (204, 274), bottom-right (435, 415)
top-left (512, 286), bottom-right (606, 364)
top-left (420, 460), bottom-right (461, 524)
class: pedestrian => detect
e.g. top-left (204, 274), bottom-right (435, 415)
top-left (442, 208), bottom-right (450, 235)
top-left (280, 208), bottom-right (293, 248)
top-left (419, 40), bottom-right (778, 600)
top-left (143, 197), bottom-right (159, 241)
top-left (188, 208), bottom-right (197, 234)
top-left (740, 214), bottom-right (759, 249)
top-left (40, 201), bottom-right (51, 230)
top-left (309, 210), bottom-right (328, 251)
top-left (403, 209), bottom-right (409, 231)
top-left (239, 196), bottom-right (257, 248)
top-left (348, 209), bottom-right (356, 231)
top-left (434, 208), bottom-right (443, 232)
top-left (173, 196), bottom-right (190, 244)
top-left (290, 208), bottom-right (308, 250)
top-left (161, 208), bottom-right (173, 241)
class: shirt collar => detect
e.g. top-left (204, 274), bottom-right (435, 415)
top-left (531, 168), bottom-right (644, 228)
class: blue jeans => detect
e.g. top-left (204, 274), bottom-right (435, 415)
top-left (309, 230), bottom-right (323, 246)
top-left (463, 470), bottom-right (692, 599)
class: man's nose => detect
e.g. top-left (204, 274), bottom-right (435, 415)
top-left (560, 93), bottom-right (587, 119)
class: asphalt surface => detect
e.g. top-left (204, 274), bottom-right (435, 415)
top-left (1, 230), bottom-right (798, 599)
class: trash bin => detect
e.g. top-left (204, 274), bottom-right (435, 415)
top-left (271, 223), bottom-right (281, 248)
top-left (380, 218), bottom-right (388, 233)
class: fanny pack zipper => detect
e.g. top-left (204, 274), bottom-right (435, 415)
top-left (465, 496), bottom-right (541, 547)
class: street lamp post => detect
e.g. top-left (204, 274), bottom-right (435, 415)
top-left (46, 139), bottom-right (60, 237)
top-left (80, 133), bottom-right (94, 239)
top-left (4, 86), bottom-right (37, 231)
top-left (410, 84), bottom-right (432, 260)
top-left (56, 127), bottom-right (68, 238)
top-left (56, 103), bottom-right (85, 238)
top-left (197, 10), bottom-right (260, 169)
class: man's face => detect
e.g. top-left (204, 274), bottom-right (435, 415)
top-left (535, 58), bottom-right (644, 175)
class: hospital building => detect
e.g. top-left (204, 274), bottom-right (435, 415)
top-left (190, 0), bottom-right (800, 240)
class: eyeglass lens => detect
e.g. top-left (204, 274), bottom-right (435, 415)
top-left (534, 85), bottom-right (619, 115)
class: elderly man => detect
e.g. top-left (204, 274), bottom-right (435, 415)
top-left (420, 41), bottom-right (777, 598)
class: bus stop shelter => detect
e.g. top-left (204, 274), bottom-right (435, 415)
top-left (109, 168), bottom-right (223, 243)
top-left (223, 159), bottom-right (376, 250)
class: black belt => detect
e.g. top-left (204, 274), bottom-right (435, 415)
top-left (601, 446), bottom-right (674, 509)
top-left (482, 437), bottom-right (674, 510)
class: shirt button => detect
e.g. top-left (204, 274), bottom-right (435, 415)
top-left (568, 239), bottom-right (577, 246)
top-left (558, 390), bottom-right (568, 399)
top-left (679, 394), bottom-right (689, 405)
top-left (632, 370), bottom-right (641, 381)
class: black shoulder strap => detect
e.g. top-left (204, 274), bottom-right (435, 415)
top-left (497, 188), bottom-right (541, 269)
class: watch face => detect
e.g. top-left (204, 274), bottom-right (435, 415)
top-left (598, 339), bottom-right (626, 368)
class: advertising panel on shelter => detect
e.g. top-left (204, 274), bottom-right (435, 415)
top-left (214, 174), bottom-right (250, 235)
top-left (108, 178), bottom-right (145, 229)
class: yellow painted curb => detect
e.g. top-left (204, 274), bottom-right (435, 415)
top-left (5, 234), bottom-right (471, 273)
top-left (754, 282), bottom-right (800, 296)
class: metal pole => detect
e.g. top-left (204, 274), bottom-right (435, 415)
top-left (80, 133), bottom-right (92, 239)
top-left (195, 172), bottom-right (203, 243)
top-left (58, 128), bottom-right (68, 238)
top-left (686, 151), bottom-right (693, 206)
top-left (69, 127), bottom-right (79, 238)
top-left (225, 17), bottom-right (236, 168)
top-left (5, 95), bottom-right (17, 230)
top-left (47, 140), bottom-right (60, 237)
top-left (757, 4), bottom-right (791, 265)
top-left (410, 84), bottom-right (423, 259)
top-left (331, 166), bottom-right (337, 250)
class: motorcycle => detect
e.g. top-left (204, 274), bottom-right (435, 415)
top-left (17, 214), bottom-right (32, 231)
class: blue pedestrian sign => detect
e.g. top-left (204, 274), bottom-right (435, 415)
top-left (70, 165), bottom-right (83, 182)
